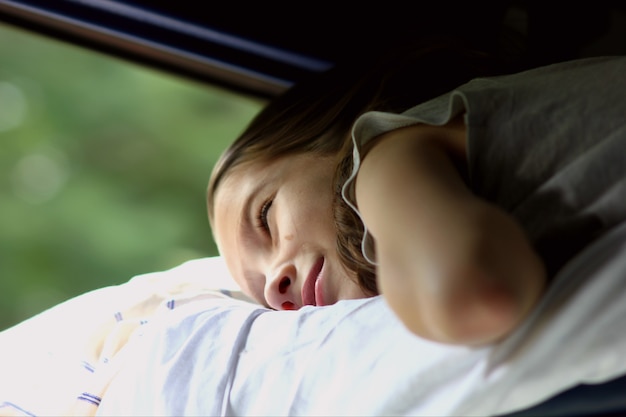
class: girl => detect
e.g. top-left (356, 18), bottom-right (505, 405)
top-left (207, 39), bottom-right (626, 346)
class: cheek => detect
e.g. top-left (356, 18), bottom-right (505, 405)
top-left (293, 195), bottom-right (335, 237)
top-left (280, 174), bottom-right (336, 241)
top-left (222, 248), bottom-right (266, 303)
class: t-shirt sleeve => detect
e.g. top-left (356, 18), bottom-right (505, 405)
top-left (342, 56), bottom-right (626, 277)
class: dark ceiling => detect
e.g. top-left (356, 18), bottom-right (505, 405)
top-left (0, 1), bottom-right (623, 98)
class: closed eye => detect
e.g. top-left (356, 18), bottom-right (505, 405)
top-left (256, 199), bottom-right (273, 236)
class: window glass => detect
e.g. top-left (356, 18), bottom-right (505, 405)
top-left (0, 22), bottom-right (263, 330)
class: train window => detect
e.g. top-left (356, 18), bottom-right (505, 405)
top-left (0, 21), bottom-right (263, 329)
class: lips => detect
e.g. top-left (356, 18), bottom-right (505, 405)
top-left (302, 257), bottom-right (324, 306)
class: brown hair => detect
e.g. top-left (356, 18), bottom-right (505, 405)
top-left (207, 37), bottom-right (507, 294)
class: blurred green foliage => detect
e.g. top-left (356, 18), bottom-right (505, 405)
top-left (0, 22), bottom-right (263, 330)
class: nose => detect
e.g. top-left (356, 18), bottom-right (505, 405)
top-left (264, 263), bottom-right (299, 310)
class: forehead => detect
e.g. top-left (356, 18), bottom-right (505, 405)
top-left (211, 159), bottom-right (275, 292)
top-left (212, 152), bottom-right (335, 235)
top-left (212, 159), bottom-right (267, 245)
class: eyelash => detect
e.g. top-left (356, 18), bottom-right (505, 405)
top-left (256, 199), bottom-right (273, 235)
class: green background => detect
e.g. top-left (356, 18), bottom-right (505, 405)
top-left (0, 22), bottom-right (263, 330)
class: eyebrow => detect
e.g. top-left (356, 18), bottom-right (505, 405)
top-left (237, 181), bottom-right (270, 307)
top-left (240, 180), bottom-right (266, 241)
top-left (241, 187), bottom-right (254, 237)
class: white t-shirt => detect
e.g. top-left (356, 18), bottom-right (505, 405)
top-left (2, 57), bottom-right (626, 417)
top-left (342, 56), bottom-right (626, 278)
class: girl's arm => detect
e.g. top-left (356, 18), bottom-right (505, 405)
top-left (355, 119), bottom-right (546, 346)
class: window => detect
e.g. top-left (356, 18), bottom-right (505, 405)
top-left (0, 21), bottom-right (263, 329)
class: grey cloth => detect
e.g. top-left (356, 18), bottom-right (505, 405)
top-left (347, 56), bottom-right (626, 278)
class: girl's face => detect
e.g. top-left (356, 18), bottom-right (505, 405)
top-left (212, 153), bottom-right (372, 310)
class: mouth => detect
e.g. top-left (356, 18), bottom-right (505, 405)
top-left (302, 257), bottom-right (324, 306)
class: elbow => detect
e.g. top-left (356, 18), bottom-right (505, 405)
top-left (425, 212), bottom-right (547, 346)
top-left (378, 201), bottom-right (547, 346)
top-left (425, 276), bottom-right (531, 346)
top-left (384, 259), bottom-right (546, 347)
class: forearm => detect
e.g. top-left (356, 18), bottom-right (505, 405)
top-left (355, 125), bottom-right (546, 345)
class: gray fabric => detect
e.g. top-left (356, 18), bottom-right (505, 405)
top-left (349, 56), bottom-right (626, 278)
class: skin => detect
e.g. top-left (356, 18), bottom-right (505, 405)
top-left (355, 117), bottom-right (547, 345)
top-left (212, 153), bottom-right (373, 310)
top-left (213, 117), bottom-right (546, 346)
